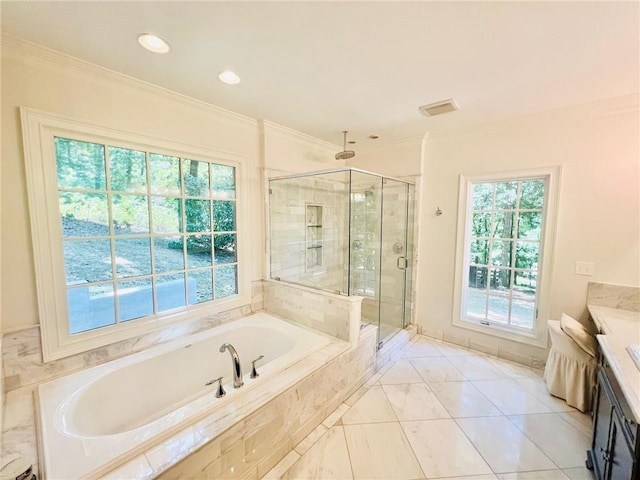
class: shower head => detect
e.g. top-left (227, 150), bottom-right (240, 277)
top-left (335, 131), bottom-right (355, 160)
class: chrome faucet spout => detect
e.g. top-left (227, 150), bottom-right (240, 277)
top-left (219, 343), bottom-right (243, 388)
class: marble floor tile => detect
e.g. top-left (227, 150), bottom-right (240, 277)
top-left (434, 340), bottom-right (473, 357)
top-left (323, 403), bottom-right (351, 428)
top-left (471, 379), bottom-right (553, 415)
top-left (344, 385), bottom-right (369, 406)
top-left (409, 356), bottom-right (468, 382)
top-left (281, 426), bottom-right (353, 480)
top-left (401, 419), bottom-right (493, 478)
top-left (364, 372), bottom-right (382, 387)
top-left (341, 385), bottom-right (397, 425)
top-left (456, 416), bottom-right (557, 473)
top-left (562, 467), bottom-right (596, 479)
top-left (447, 355), bottom-right (506, 380)
top-left (515, 377), bottom-right (577, 412)
top-left (294, 424), bottom-right (328, 455)
top-left (429, 381), bottom-right (502, 418)
top-left (382, 383), bottom-right (450, 421)
top-left (558, 411), bottom-right (593, 438)
top-left (487, 358), bottom-right (541, 379)
top-left (403, 336), bottom-right (445, 358)
top-left (506, 413), bottom-right (591, 468)
top-left (343, 422), bottom-right (424, 479)
top-left (379, 358), bottom-right (424, 384)
top-left (497, 471), bottom-right (569, 479)
top-left (431, 476), bottom-right (497, 480)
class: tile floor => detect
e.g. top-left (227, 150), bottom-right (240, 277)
top-left (263, 335), bottom-right (596, 480)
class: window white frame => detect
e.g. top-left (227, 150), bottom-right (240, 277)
top-left (21, 107), bottom-right (250, 361)
top-left (452, 166), bottom-right (561, 348)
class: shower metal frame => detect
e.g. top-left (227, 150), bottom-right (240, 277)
top-left (268, 167), bottom-right (415, 342)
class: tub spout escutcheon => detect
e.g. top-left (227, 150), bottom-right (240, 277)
top-left (219, 343), bottom-right (244, 388)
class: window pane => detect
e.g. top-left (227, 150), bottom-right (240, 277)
top-left (214, 234), bottom-right (236, 265)
top-left (489, 268), bottom-right (511, 291)
top-left (55, 137), bottom-right (106, 190)
top-left (515, 241), bottom-right (539, 269)
top-left (213, 201), bottom-right (236, 232)
top-left (154, 236), bottom-right (184, 273)
top-left (490, 240), bottom-right (512, 267)
top-left (468, 266), bottom-right (488, 289)
top-left (68, 283), bottom-right (115, 334)
top-left (514, 270), bottom-right (537, 297)
top-left (471, 212), bottom-right (491, 238)
top-left (472, 183), bottom-right (493, 211)
top-left (111, 195), bottom-right (149, 234)
top-left (183, 159), bottom-right (210, 197)
top-left (64, 240), bottom-right (112, 284)
top-left (520, 179), bottom-right (545, 209)
top-left (150, 153), bottom-right (181, 195)
top-left (495, 181), bottom-right (517, 210)
top-left (215, 265), bottom-right (237, 298)
top-left (60, 192), bottom-right (109, 237)
top-left (212, 164), bottom-right (236, 199)
top-left (186, 235), bottom-right (213, 268)
top-left (114, 238), bottom-right (151, 278)
top-left (517, 212), bottom-right (542, 240)
top-left (117, 278), bottom-right (153, 322)
top-left (185, 199), bottom-right (211, 232)
top-left (493, 212), bottom-right (515, 239)
top-left (152, 196), bottom-right (183, 233)
top-left (488, 296), bottom-right (510, 324)
top-left (188, 269), bottom-right (213, 304)
top-left (511, 300), bottom-right (535, 329)
top-left (465, 287), bottom-right (487, 318)
top-left (109, 146), bottom-right (147, 193)
top-left (469, 240), bottom-right (488, 266)
top-left (157, 274), bottom-right (186, 312)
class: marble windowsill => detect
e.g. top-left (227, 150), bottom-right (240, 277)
top-left (589, 304), bottom-right (640, 423)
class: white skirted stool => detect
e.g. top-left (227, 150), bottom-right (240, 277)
top-left (544, 315), bottom-right (598, 412)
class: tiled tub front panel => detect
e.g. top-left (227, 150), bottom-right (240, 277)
top-left (157, 326), bottom-right (378, 480)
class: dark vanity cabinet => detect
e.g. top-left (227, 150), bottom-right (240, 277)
top-left (588, 357), bottom-right (639, 479)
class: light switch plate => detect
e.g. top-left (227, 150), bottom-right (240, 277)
top-left (575, 261), bottom-right (595, 276)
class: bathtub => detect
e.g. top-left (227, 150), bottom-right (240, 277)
top-left (36, 312), bottom-right (335, 479)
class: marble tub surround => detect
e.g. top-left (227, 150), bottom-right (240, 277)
top-left (587, 281), bottom-right (640, 312)
top-left (265, 333), bottom-right (593, 480)
top-left (3, 280), bottom-right (265, 392)
top-left (589, 305), bottom-right (640, 422)
top-left (263, 279), bottom-right (363, 343)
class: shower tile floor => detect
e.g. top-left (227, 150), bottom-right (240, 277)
top-left (262, 335), bottom-right (595, 480)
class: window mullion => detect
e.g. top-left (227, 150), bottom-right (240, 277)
top-left (104, 144), bottom-right (120, 325)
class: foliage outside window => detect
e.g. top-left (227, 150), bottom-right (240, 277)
top-left (453, 168), bottom-right (560, 346)
top-left (56, 137), bottom-right (238, 334)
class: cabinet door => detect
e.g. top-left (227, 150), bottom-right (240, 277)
top-left (592, 381), bottom-right (614, 479)
top-left (608, 410), bottom-right (634, 480)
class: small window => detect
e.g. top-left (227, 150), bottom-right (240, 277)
top-left (453, 168), bottom-right (560, 347)
top-left (21, 108), bottom-right (247, 361)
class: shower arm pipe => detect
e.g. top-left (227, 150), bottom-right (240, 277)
top-left (267, 166), bottom-right (416, 186)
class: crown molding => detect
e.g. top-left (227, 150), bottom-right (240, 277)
top-left (260, 119), bottom-right (341, 151)
top-left (1, 33), bottom-right (258, 128)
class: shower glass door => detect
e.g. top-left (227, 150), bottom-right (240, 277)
top-left (378, 178), bottom-right (410, 344)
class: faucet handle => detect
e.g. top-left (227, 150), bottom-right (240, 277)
top-left (206, 376), bottom-right (226, 398)
top-left (250, 355), bottom-right (265, 379)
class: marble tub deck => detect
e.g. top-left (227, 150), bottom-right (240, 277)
top-left (264, 334), bottom-right (595, 480)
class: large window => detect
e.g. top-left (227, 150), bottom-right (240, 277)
top-left (453, 168), bottom-right (560, 347)
top-left (21, 109), bottom-right (248, 361)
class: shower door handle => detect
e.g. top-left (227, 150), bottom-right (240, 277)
top-left (396, 256), bottom-right (408, 270)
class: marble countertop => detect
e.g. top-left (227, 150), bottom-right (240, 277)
top-left (588, 305), bottom-right (640, 423)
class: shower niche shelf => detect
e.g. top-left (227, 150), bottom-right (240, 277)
top-left (306, 204), bottom-right (323, 271)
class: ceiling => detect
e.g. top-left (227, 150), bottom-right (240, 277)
top-left (2, 1), bottom-right (638, 146)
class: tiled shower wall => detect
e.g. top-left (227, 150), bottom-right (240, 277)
top-left (269, 175), bottom-right (349, 293)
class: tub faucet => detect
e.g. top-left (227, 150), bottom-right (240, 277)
top-left (219, 343), bottom-right (244, 388)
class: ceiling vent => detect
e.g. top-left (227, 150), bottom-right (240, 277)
top-left (419, 99), bottom-right (459, 117)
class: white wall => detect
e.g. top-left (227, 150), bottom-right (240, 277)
top-left (346, 136), bottom-right (423, 178)
top-left (418, 95), bottom-right (640, 361)
top-left (0, 37), bottom-right (263, 334)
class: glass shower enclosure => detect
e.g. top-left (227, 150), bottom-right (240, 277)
top-left (269, 168), bottom-right (415, 347)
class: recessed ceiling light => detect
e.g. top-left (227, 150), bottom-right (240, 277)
top-left (137, 34), bottom-right (170, 54)
top-left (218, 71), bottom-right (241, 85)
